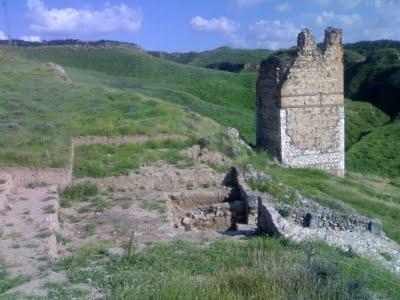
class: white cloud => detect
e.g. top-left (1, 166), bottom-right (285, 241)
top-left (275, 3), bottom-right (292, 12)
top-left (234, 0), bottom-right (265, 8)
top-left (26, 0), bottom-right (142, 36)
top-left (311, 0), bottom-right (361, 9)
top-left (249, 20), bottom-right (299, 50)
top-left (190, 16), bottom-right (247, 47)
top-left (190, 16), bottom-right (239, 35)
top-left (19, 35), bottom-right (41, 42)
top-left (316, 11), bottom-right (362, 26)
top-left (0, 31), bottom-right (7, 40)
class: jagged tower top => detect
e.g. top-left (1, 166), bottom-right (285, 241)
top-left (297, 27), bottom-right (343, 52)
top-left (297, 28), bottom-right (316, 51)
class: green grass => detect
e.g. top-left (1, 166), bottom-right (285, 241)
top-left (140, 199), bottom-right (167, 215)
top-left (345, 49), bottom-right (400, 117)
top-left (60, 183), bottom-right (99, 208)
top-left (73, 139), bottom-right (196, 178)
top-left (43, 204), bottom-right (56, 214)
top-left (35, 229), bottom-right (52, 239)
top-left (0, 48), bottom-right (252, 166)
top-left (48, 238), bottom-right (399, 299)
top-left (347, 120), bottom-right (400, 178)
top-left (0, 270), bottom-right (27, 295)
top-left (77, 196), bottom-right (111, 213)
top-left (4, 45), bottom-right (257, 136)
top-left (345, 99), bottom-right (390, 149)
top-left (344, 49), bottom-right (365, 66)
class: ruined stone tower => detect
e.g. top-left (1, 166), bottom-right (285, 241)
top-left (256, 27), bottom-right (344, 176)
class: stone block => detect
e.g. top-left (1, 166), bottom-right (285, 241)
top-left (368, 219), bottom-right (382, 236)
top-left (245, 191), bottom-right (258, 210)
top-left (257, 197), bottom-right (281, 236)
top-left (303, 212), bottom-right (320, 228)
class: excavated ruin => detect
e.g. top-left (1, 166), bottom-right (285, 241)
top-left (169, 169), bottom-right (256, 232)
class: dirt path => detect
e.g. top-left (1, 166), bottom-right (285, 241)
top-left (0, 186), bottom-right (60, 276)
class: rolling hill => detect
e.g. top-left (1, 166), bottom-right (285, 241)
top-left (5, 45), bottom-right (257, 141)
top-left (149, 46), bottom-right (269, 71)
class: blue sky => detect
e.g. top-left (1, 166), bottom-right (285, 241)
top-left (0, 0), bottom-right (399, 52)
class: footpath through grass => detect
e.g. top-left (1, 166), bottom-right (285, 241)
top-left (43, 238), bottom-right (399, 299)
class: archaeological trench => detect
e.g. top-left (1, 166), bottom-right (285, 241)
top-left (0, 27), bottom-right (399, 289)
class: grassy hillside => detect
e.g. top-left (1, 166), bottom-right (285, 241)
top-left (188, 47), bottom-right (268, 67)
top-left (7, 46), bottom-right (256, 109)
top-left (0, 52), bottom-right (230, 167)
top-left (345, 99), bottom-right (390, 149)
top-left (1, 46), bottom-right (396, 168)
top-left (149, 46), bottom-right (268, 68)
top-left (3, 46), bottom-right (257, 142)
top-left (347, 120), bottom-right (400, 178)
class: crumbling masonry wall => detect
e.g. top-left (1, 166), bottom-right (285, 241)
top-left (256, 27), bottom-right (344, 176)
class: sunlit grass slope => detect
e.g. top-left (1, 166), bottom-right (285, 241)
top-left (5, 45), bottom-right (257, 141)
top-left (0, 53), bottom-right (226, 167)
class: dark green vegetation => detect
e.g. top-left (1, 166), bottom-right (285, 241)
top-left (347, 120), bottom-right (400, 178)
top-left (344, 40), bottom-right (400, 56)
top-left (344, 43), bottom-right (400, 118)
top-left (345, 99), bottom-right (390, 149)
top-left (149, 46), bottom-right (268, 68)
top-left (344, 49), bottom-right (365, 66)
top-left (0, 270), bottom-right (27, 295)
top-left (74, 139), bottom-right (195, 178)
top-left (45, 238), bottom-right (399, 299)
top-left (342, 42), bottom-right (400, 178)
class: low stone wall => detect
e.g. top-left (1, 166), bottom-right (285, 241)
top-left (0, 166), bottom-right (71, 189)
top-left (275, 199), bottom-right (369, 231)
top-left (0, 173), bottom-right (13, 211)
top-left (232, 166), bottom-right (375, 234)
